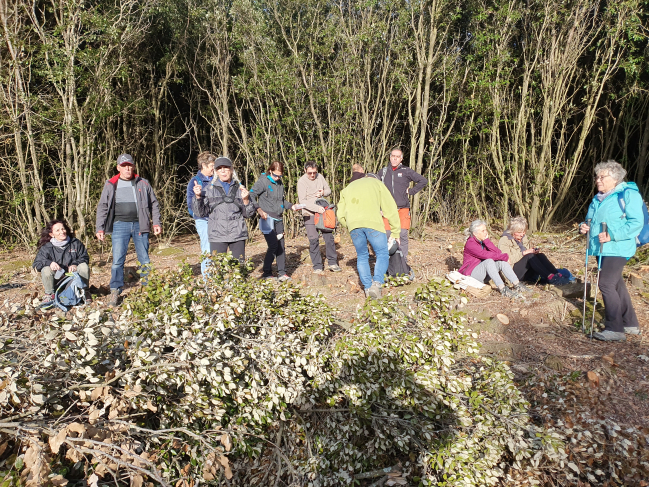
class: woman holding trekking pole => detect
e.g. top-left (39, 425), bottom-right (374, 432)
top-left (580, 160), bottom-right (643, 342)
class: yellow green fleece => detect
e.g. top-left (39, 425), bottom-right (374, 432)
top-left (337, 177), bottom-right (401, 234)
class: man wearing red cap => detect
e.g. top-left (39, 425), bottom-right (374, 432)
top-left (96, 154), bottom-right (161, 306)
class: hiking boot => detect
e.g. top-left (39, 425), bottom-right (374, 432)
top-left (499, 287), bottom-right (521, 299)
top-left (592, 330), bottom-right (626, 342)
top-left (84, 289), bottom-right (93, 304)
top-left (624, 326), bottom-right (641, 335)
top-left (312, 269), bottom-right (325, 275)
top-left (514, 283), bottom-right (531, 293)
top-left (409, 269), bottom-right (415, 281)
top-left (366, 282), bottom-right (382, 300)
top-left (41, 293), bottom-right (54, 305)
top-left (109, 289), bottom-right (120, 307)
top-left (328, 265), bottom-right (342, 273)
top-left (278, 274), bottom-right (291, 282)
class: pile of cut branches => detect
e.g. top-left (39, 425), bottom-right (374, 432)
top-left (1, 255), bottom-right (643, 486)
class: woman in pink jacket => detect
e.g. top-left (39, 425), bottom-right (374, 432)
top-left (459, 220), bottom-right (530, 298)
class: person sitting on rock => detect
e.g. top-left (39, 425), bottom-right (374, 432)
top-left (498, 216), bottom-right (572, 285)
top-left (459, 219), bottom-right (530, 299)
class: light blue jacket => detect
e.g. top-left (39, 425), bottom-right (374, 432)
top-left (584, 182), bottom-right (644, 258)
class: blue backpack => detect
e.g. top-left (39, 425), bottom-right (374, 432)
top-left (53, 272), bottom-right (87, 312)
top-left (617, 189), bottom-right (649, 247)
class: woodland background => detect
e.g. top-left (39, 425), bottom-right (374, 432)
top-left (1, 0), bottom-right (648, 247)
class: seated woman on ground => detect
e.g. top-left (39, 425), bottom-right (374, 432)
top-left (458, 219), bottom-right (530, 298)
top-left (498, 216), bottom-right (572, 285)
top-left (33, 219), bottom-right (90, 304)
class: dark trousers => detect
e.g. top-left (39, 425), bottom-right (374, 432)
top-left (513, 253), bottom-right (557, 282)
top-left (263, 220), bottom-right (286, 277)
top-left (598, 256), bottom-right (639, 333)
top-left (303, 215), bottom-right (337, 270)
top-left (210, 240), bottom-right (246, 262)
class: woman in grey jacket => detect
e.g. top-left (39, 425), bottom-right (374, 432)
top-left (192, 157), bottom-right (255, 262)
top-left (250, 161), bottom-right (300, 281)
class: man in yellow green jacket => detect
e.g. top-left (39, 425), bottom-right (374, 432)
top-left (337, 174), bottom-right (401, 299)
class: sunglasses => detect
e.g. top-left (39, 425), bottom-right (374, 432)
top-left (271, 172), bottom-right (282, 178)
top-left (306, 171), bottom-right (317, 176)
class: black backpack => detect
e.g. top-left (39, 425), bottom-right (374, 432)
top-left (387, 248), bottom-right (411, 278)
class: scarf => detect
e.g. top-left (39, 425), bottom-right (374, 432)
top-left (502, 231), bottom-right (527, 253)
top-left (51, 237), bottom-right (70, 247)
top-left (596, 186), bottom-right (618, 202)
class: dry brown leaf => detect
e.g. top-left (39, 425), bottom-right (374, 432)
top-left (89, 409), bottom-right (102, 424)
top-left (51, 474), bottom-right (69, 486)
top-left (91, 386), bottom-right (104, 401)
top-left (181, 463), bottom-right (191, 476)
top-left (87, 473), bottom-right (99, 487)
top-left (0, 441), bottom-right (8, 457)
top-left (220, 433), bottom-right (232, 451)
top-left (131, 474), bottom-right (144, 487)
top-left (49, 429), bottom-right (68, 454)
top-left (67, 422), bottom-right (86, 436)
top-left (602, 353), bottom-right (618, 367)
top-left (146, 400), bottom-right (158, 412)
top-left (496, 314), bottom-right (509, 325)
top-left (587, 370), bottom-right (600, 388)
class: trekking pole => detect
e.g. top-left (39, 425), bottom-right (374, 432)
top-left (581, 218), bottom-right (592, 334)
top-left (590, 222), bottom-right (607, 339)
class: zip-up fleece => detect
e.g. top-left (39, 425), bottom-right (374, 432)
top-left (33, 238), bottom-right (89, 271)
top-left (187, 171), bottom-right (213, 219)
top-left (96, 174), bottom-right (161, 234)
top-left (380, 164), bottom-right (427, 209)
top-left (459, 236), bottom-right (509, 276)
top-left (249, 173), bottom-right (293, 219)
top-left (584, 181), bottom-right (644, 258)
top-left (497, 233), bottom-right (530, 266)
top-left (337, 176), bottom-right (400, 234)
top-left (192, 180), bottom-right (256, 242)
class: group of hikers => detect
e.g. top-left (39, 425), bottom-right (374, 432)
top-left (33, 152), bottom-right (642, 342)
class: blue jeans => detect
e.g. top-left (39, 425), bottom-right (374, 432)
top-left (195, 219), bottom-right (211, 275)
top-left (350, 228), bottom-right (389, 289)
top-left (110, 220), bottom-right (150, 292)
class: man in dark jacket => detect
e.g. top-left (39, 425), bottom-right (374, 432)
top-left (380, 148), bottom-right (427, 262)
top-left (96, 154), bottom-right (162, 306)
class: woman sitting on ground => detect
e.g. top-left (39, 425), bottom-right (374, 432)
top-left (458, 219), bottom-right (530, 298)
top-left (498, 216), bottom-right (571, 285)
top-left (33, 219), bottom-right (90, 304)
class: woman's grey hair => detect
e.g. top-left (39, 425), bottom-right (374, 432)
top-left (594, 160), bottom-right (626, 185)
top-left (507, 216), bottom-right (528, 233)
top-left (464, 219), bottom-right (488, 240)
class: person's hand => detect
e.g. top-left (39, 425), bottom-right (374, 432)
top-left (258, 208), bottom-right (268, 220)
top-left (523, 249), bottom-right (534, 256)
top-left (316, 189), bottom-right (324, 197)
top-left (240, 187), bottom-right (249, 199)
top-left (579, 223), bottom-right (590, 234)
top-left (317, 206), bottom-right (325, 214)
top-left (395, 238), bottom-right (400, 246)
top-left (69, 265), bottom-right (77, 273)
top-left (291, 204), bottom-right (300, 211)
top-left (96, 231), bottom-right (105, 241)
top-left (598, 231), bottom-right (611, 243)
top-left (49, 262), bottom-right (61, 271)
top-left (153, 225), bottom-right (162, 235)
top-left (193, 180), bottom-right (202, 198)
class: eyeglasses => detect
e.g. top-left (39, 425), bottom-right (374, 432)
top-left (306, 171), bottom-right (317, 176)
top-left (271, 172), bottom-right (282, 179)
top-left (594, 174), bottom-right (610, 182)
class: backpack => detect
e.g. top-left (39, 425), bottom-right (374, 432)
top-left (387, 248), bottom-right (412, 278)
top-left (616, 189), bottom-right (649, 247)
top-left (54, 272), bottom-right (87, 312)
top-left (313, 198), bottom-right (336, 232)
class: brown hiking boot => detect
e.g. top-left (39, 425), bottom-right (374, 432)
top-left (109, 289), bottom-right (120, 307)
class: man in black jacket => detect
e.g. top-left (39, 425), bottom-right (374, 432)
top-left (380, 148), bottom-right (427, 262)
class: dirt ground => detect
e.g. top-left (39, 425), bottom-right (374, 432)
top-left (2, 223), bottom-right (649, 441)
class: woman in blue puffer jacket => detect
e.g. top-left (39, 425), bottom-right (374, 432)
top-left (580, 160), bottom-right (644, 342)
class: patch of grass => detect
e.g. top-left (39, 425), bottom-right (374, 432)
top-left (153, 246), bottom-right (184, 257)
top-left (0, 259), bottom-right (32, 273)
